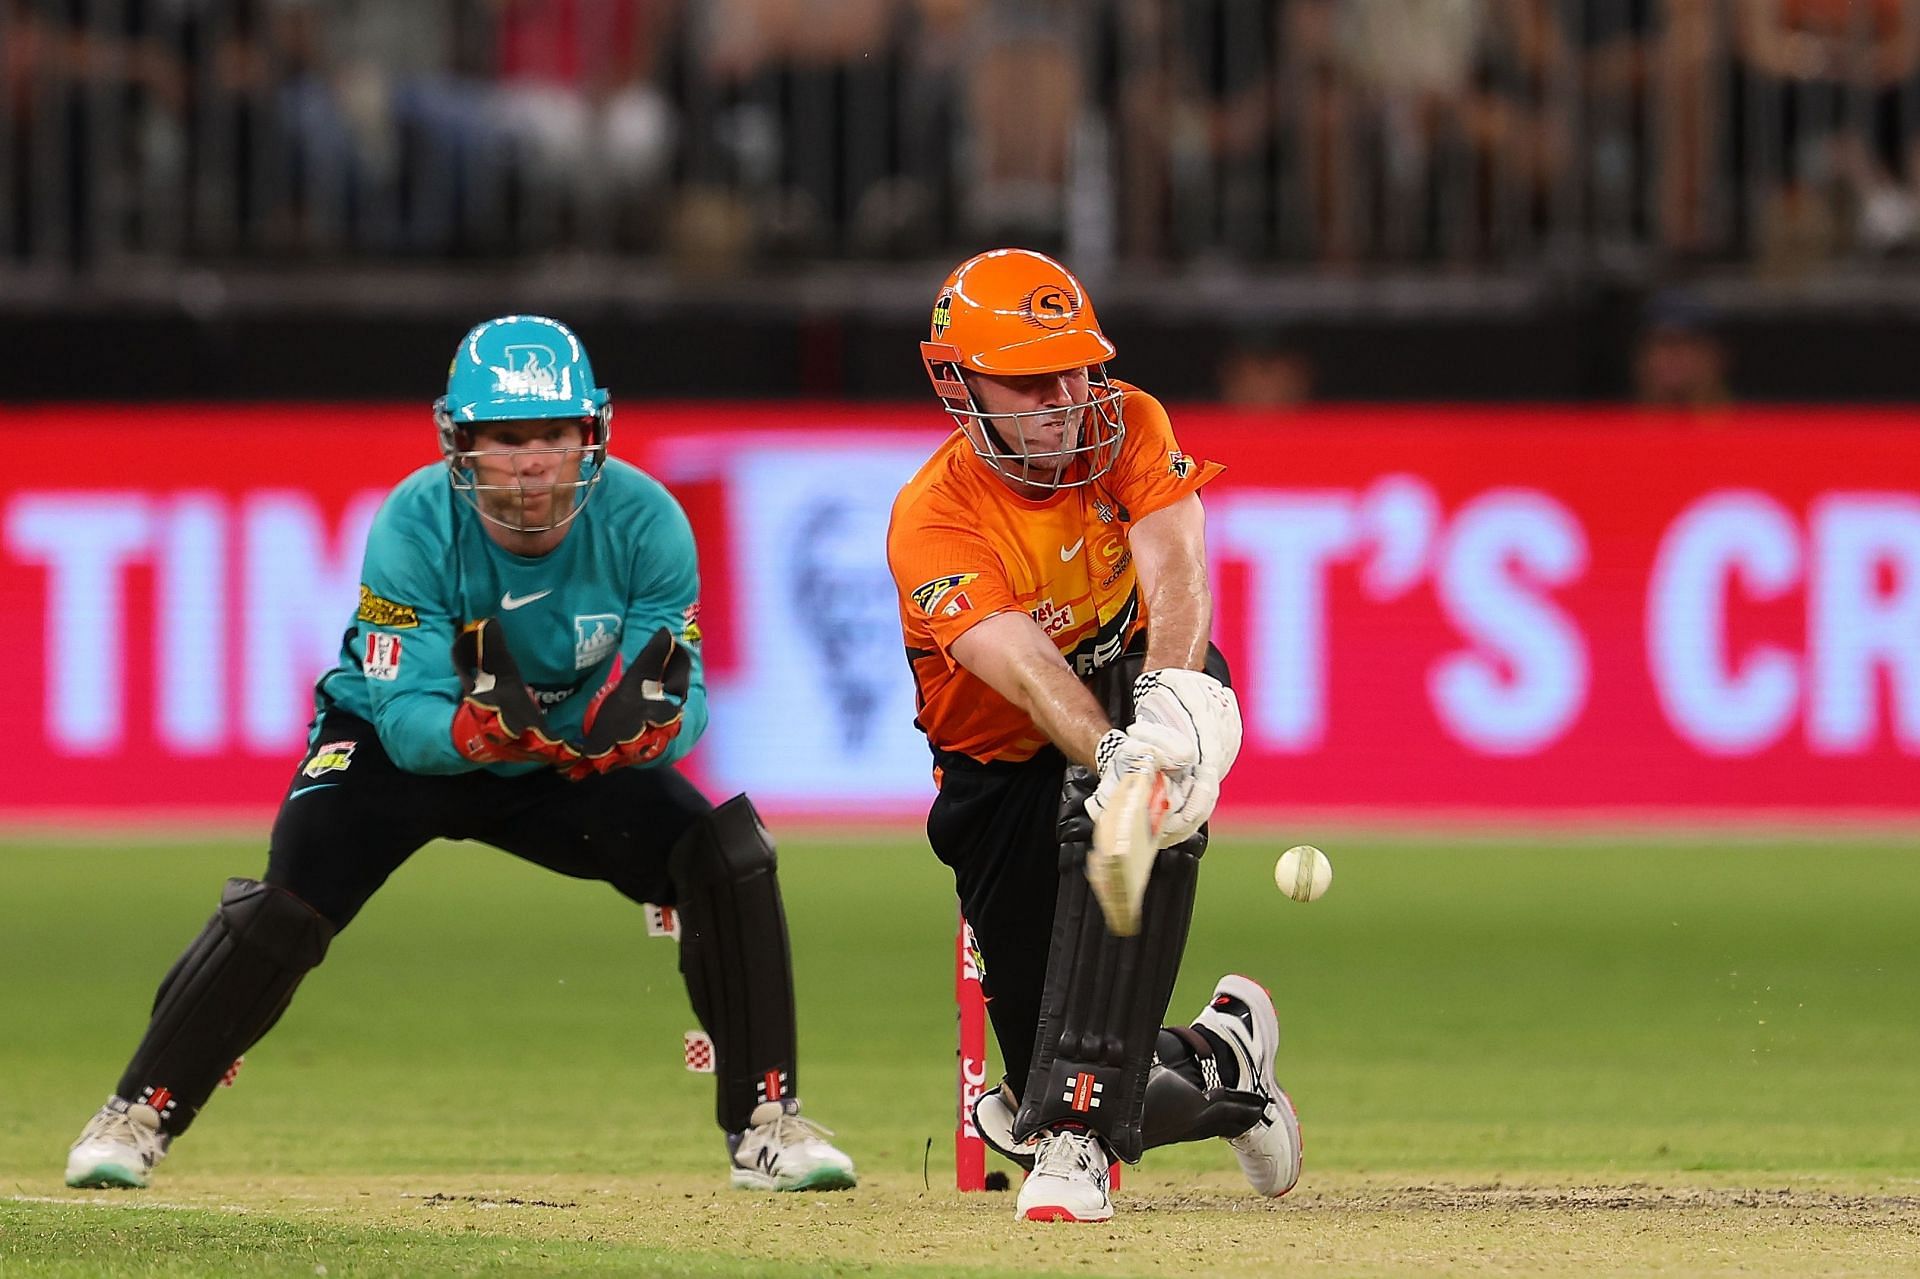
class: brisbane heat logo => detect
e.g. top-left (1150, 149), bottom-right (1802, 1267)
top-left (1022, 284), bottom-right (1076, 330)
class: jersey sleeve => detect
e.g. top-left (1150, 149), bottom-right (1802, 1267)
top-left (887, 513), bottom-right (1018, 667)
top-left (351, 499), bottom-right (473, 775)
top-left (614, 483), bottom-right (709, 767)
top-left (1105, 388), bottom-right (1224, 521)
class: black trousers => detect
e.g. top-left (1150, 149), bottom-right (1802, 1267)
top-left (928, 744), bottom-right (1070, 1092)
top-left (270, 711), bottom-right (712, 932)
top-left (929, 642), bottom-right (1233, 1093)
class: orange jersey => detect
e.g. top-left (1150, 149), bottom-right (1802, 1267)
top-left (887, 383), bottom-right (1223, 764)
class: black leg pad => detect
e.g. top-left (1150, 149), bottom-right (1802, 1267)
top-left (115, 878), bottom-right (335, 1135)
top-left (1011, 785), bottom-right (1204, 1164)
top-left (1141, 1061), bottom-right (1269, 1149)
top-left (668, 794), bottom-right (799, 1132)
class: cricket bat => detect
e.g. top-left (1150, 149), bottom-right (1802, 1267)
top-left (1087, 765), bottom-right (1169, 937)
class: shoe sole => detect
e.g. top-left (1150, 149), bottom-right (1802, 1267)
top-left (730, 1166), bottom-right (858, 1192)
top-left (65, 1162), bottom-right (149, 1190)
top-left (1022, 1205), bottom-right (1113, 1223)
top-left (1260, 1087), bottom-right (1304, 1197)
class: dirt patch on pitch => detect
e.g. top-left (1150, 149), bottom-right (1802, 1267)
top-left (32, 1170), bottom-right (1920, 1277)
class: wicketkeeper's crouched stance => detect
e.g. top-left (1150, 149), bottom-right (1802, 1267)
top-left (890, 249), bottom-right (1302, 1222)
top-left (65, 316), bottom-right (854, 1194)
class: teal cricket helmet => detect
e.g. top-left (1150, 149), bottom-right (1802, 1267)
top-left (433, 315), bottom-right (614, 533)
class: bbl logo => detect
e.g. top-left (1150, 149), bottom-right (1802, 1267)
top-left (1023, 285), bottom-right (1075, 330)
top-left (932, 294), bottom-right (953, 336)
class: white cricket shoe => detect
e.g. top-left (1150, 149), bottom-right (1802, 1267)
top-left (66, 1097), bottom-right (169, 1189)
top-left (1192, 974), bottom-right (1302, 1197)
top-left (972, 1085), bottom-right (1038, 1171)
top-left (1015, 1127), bottom-right (1114, 1222)
top-left (728, 1099), bottom-right (856, 1191)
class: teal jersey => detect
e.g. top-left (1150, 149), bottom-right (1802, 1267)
top-left (313, 459), bottom-right (708, 775)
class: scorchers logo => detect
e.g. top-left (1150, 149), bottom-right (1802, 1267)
top-left (1022, 285), bottom-right (1076, 331)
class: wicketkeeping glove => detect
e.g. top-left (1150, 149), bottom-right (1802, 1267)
top-left (1084, 721), bottom-right (1196, 830)
top-left (1129, 668), bottom-right (1243, 845)
top-left (566, 626), bottom-right (692, 779)
top-left (450, 618), bottom-right (584, 770)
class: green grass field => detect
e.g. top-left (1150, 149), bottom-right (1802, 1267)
top-left (3, 831), bottom-right (1917, 1276)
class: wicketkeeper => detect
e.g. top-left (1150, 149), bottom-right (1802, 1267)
top-left (888, 250), bottom-right (1302, 1221)
top-left (65, 315), bottom-right (855, 1194)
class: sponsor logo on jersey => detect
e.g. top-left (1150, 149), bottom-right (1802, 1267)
top-left (356, 584), bottom-right (419, 629)
top-left (528, 684), bottom-right (578, 707)
top-left (1031, 597), bottom-right (1075, 638)
top-left (681, 601), bottom-right (703, 645)
top-left (911, 572), bottom-right (979, 616)
top-left (942, 591), bottom-right (973, 618)
top-left (1093, 498), bottom-right (1119, 524)
top-left (364, 632), bottom-right (403, 681)
top-left (302, 740), bottom-right (357, 778)
top-left (574, 613), bottom-right (622, 669)
top-left (1168, 451), bottom-right (1194, 479)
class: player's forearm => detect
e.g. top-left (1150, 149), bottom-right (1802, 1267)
top-left (1133, 495), bottom-right (1213, 672)
top-left (1008, 660), bottom-right (1111, 770)
top-left (1143, 572), bottom-right (1211, 673)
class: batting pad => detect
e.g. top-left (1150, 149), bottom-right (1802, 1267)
top-left (1013, 802), bottom-right (1205, 1164)
top-left (116, 878), bottom-right (335, 1135)
top-left (668, 795), bottom-right (799, 1133)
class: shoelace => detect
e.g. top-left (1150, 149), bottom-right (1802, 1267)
top-left (1032, 1130), bottom-right (1106, 1179)
top-left (83, 1110), bottom-right (165, 1159)
top-left (754, 1111), bottom-right (836, 1150)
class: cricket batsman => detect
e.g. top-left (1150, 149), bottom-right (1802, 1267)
top-left (888, 250), bottom-right (1301, 1221)
top-left (65, 315), bottom-right (856, 1194)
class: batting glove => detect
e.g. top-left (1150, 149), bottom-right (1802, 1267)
top-left (565, 627), bottom-right (691, 779)
top-left (1130, 668), bottom-right (1242, 844)
top-left (450, 619), bottom-right (584, 771)
top-left (1085, 721), bottom-right (1196, 831)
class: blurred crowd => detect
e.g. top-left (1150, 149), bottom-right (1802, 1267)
top-left (7, 0), bottom-right (1920, 275)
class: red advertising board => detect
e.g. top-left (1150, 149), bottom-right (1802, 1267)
top-left (3, 404), bottom-right (1916, 825)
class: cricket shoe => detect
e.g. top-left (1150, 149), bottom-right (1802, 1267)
top-left (65, 1097), bottom-right (169, 1189)
top-left (1191, 974), bottom-right (1302, 1197)
top-left (727, 1099), bottom-right (857, 1192)
top-left (1015, 1127), bottom-right (1113, 1222)
top-left (971, 1085), bottom-right (1038, 1172)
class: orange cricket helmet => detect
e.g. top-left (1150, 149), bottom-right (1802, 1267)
top-left (921, 248), bottom-right (1126, 491)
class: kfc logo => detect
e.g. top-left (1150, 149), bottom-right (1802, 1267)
top-left (363, 633), bottom-right (402, 681)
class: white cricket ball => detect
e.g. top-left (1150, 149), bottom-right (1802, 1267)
top-left (1274, 845), bottom-right (1332, 902)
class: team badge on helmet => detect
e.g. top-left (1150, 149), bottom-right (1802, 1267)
top-left (919, 249), bottom-right (1124, 491)
top-left (432, 315), bottom-right (614, 534)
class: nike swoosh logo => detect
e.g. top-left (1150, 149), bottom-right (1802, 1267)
top-left (501, 589), bottom-right (553, 610)
top-left (287, 783), bottom-right (340, 801)
top-left (1060, 539), bottom-right (1084, 561)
